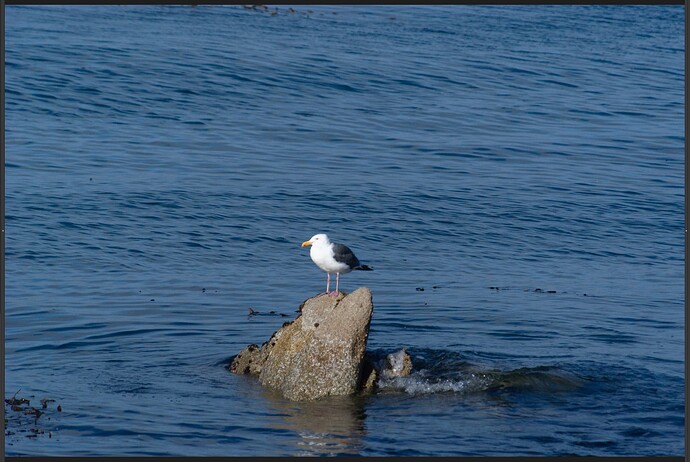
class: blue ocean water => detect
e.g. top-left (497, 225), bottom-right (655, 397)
top-left (4, 4), bottom-right (684, 456)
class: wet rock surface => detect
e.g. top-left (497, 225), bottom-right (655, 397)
top-left (382, 348), bottom-right (413, 378)
top-left (360, 348), bottom-right (413, 392)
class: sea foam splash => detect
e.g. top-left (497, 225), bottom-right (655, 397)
top-left (372, 348), bottom-right (584, 395)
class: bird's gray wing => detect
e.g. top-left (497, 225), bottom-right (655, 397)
top-left (331, 243), bottom-right (361, 269)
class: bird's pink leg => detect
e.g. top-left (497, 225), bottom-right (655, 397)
top-left (316, 274), bottom-right (331, 296)
top-left (330, 273), bottom-right (340, 296)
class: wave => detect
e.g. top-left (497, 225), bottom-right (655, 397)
top-left (371, 348), bottom-right (584, 395)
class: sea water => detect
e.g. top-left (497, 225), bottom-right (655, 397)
top-left (5, 5), bottom-right (684, 456)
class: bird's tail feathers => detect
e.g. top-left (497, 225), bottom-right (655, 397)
top-left (356, 265), bottom-right (373, 271)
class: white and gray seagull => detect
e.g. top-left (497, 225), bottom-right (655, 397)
top-left (301, 233), bottom-right (373, 296)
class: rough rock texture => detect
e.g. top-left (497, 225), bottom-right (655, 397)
top-left (361, 363), bottom-right (378, 392)
top-left (360, 348), bottom-right (413, 392)
top-left (229, 343), bottom-right (262, 375)
top-left (382, 348), bottom-right (413, 378)
top-left (230, 288), bottom-right (374, 401)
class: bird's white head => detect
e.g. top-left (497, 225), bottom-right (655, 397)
top-left (301, 233), bottom-right (330, 247)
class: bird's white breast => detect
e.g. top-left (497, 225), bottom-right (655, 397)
top-left (310, 244), bottom-right (350, 273)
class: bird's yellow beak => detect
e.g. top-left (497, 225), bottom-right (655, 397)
top-left (301, 240), bottom-right (312, 247)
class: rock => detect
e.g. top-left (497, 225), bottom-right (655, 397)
top-left (229, 318), bottom-right (296, 375)
top-left (359, 348), bottom-right (413, 392)
top-left (361, 364), bottom-right (378, 392)
top-left (231, 288), bottom-right (374, 401)
top-left (382, 348), bottom-right (413, 378)
top-left (229, 344), bottom-right (261, 375)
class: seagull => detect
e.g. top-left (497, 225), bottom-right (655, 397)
top-left (301, 233), bottom-right (373, 296)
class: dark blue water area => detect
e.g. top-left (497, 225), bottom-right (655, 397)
top-left (4, 5), bottom-right (684, 456)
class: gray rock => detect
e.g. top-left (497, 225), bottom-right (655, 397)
top-left (231, 288), bottom-right (374, 401)
top-left (229, 343), bottom-right (261, 375)
top-left (359, 348), bottom-right (413, 392)
top-left (361, 364), bottom-right (378, 392)
top-left (382, 348), bottom-right (413, 378)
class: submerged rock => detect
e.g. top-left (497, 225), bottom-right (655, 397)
top-left (231, 288), bottom-right (374, 401)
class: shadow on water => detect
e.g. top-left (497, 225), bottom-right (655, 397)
top-left (260, 390), bottom-right (367, 456)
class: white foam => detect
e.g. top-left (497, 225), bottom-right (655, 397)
top-left (388, 350), bottom-right (406, 372)
top-left (378, 371), bottom-right (493, 395)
